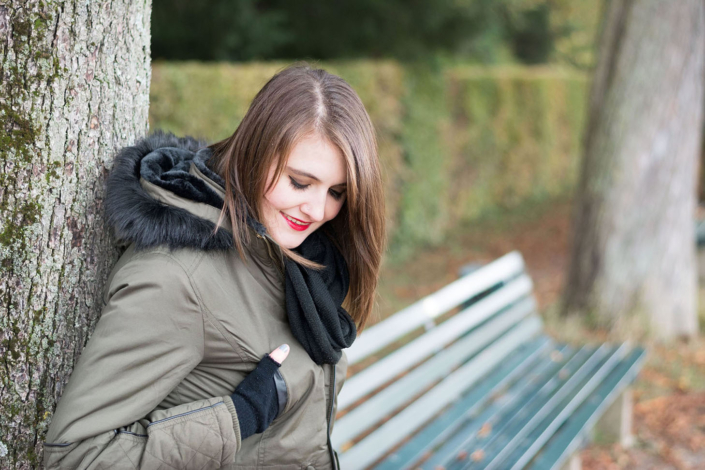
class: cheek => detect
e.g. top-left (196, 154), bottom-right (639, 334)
top-left (325, 199), bottom-right (345, 221)
top-left (264, 181), bottom-right (294, 211)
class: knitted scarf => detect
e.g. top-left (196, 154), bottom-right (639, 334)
top-left (284, 229), bottom-right (357, 365)
top-left (244, 214), bottom-right (357, 365)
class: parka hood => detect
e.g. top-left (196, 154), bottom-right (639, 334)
top-left (105, 130), bottom-right (236, 251)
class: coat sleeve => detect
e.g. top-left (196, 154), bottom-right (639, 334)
top-left (43, 251), bottom-right (241, 469)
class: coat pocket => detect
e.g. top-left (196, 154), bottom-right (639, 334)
top-left (43, 399), bottom-right (239, 469)
top-left (141, 401), bottom-right (237, 468)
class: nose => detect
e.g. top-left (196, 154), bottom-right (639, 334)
top-left (300, 190), bottom-right (326, 223)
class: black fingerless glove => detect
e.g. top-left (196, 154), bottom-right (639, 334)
top-left (230, 355), bottom-right (281, 440)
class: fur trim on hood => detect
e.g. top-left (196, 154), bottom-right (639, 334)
top-left (105, 130), bottom-right (235, 252)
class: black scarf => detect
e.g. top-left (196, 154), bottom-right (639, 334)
top-left (139, 146), bottom-right (356, 365)
top-left (284, 230), bottom-right (357, 365)
top-left (244, 207), bottom-right (356, 365)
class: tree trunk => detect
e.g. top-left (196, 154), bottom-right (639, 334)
top-left (0, 1), bottom-right (151, 466)
top-left (562, 0), bottom-right (705, 339)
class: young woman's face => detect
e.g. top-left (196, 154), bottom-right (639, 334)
top-left (261, 133), bottom-right (348, 249)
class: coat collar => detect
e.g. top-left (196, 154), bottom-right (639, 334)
top-left (105, 130), bottom-right (280, 266)
top-left (138, 163), bottom-right (228, 232)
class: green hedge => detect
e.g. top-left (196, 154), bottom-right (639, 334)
top-left (149, 61), bottom-right (588, 260)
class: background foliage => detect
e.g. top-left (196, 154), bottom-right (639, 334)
top-left (149, 61), bottom-right (589, 260)
top-left (152, 0), bottom-right (602, 68)
top-left (150, 0), bottom-right (601, 261)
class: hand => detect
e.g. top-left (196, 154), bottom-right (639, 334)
top-left (230, 344), bottom-right (290, 440)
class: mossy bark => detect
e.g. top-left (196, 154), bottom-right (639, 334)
top-left (0, 0), bottom-right (151, 466)
top-left (563, 0), bottom-right (704, 339)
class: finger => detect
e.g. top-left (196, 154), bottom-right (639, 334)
top-left (269, 344), bottom-right (290, 365)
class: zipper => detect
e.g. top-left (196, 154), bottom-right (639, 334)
top-left (326, 363), bottom-right (339, 470)
top-left (146, 402), bottom-right (226, 427)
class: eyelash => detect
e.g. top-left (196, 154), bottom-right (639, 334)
top-left (289, 176), bottom-right (344, 201)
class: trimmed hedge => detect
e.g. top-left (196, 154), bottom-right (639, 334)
top-left (149, 61), bottom-right (588, 260)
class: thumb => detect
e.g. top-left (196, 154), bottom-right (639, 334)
top-left (269, 344), bottom-right (290, 365)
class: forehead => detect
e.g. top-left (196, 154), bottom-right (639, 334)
top-left (285, 134), bottom-right (347, 183)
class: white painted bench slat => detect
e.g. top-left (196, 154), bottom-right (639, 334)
top-left (346, 251), bottom-right (526, 365)
top-left (338, 316), bottom-right (543, 470)
top-left (338, 275), bottom-right (534, 411)
top-left (334, 251), bottom-right (645, 470)
top-left (334, 296), bottom-right (538, 446)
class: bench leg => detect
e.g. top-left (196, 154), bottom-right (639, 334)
top-left (560, 453), bottom-right (582, 470)
top-left (592, 387), bottom-right (634, 447)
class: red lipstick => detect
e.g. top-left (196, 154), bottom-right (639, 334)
top-left (280, 212), bottom-right (311, 231)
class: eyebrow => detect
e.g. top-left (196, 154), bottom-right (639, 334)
top-left (287, 166), bottom-right (347, 188)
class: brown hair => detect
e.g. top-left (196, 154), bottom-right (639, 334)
top-left (206, 62), bottom-right (385, 331)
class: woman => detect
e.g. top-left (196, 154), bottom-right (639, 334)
top-left (43, 63), bottom-right (386, 469)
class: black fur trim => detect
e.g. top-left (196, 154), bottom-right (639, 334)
top-left (140, 146), bottom-right (226, 209)
top-left (105, 130), bottom-right (234, 252)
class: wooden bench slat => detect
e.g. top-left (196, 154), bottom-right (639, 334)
top-left (346, 251), bottom-right (526, 365)
top-left (335, 250), bottom-right (646, 469)
top-left (377, 337), bottom-right (558, 470)
top-left (444, 346), bottom-right (602, 470)
top-left (478, 344), bottom-right (625, 470)
top-left (338, 275), bottom-right (534, 411)
top-left (417, 344), bottom-right (576, 470)
top-left (527, 347), bottom-right (647, 470)
top-left (501, 344), bottom-right (632, 470)
top-left (337, 316), bottom-right (543, 470)
top-left (333, 296), bottom-right (537, 446)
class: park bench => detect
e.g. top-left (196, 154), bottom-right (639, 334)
top-left (331, 251), bottom-right (646, 470)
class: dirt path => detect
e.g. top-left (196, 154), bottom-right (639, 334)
top-left (377, 198), bottom-right (573, 319)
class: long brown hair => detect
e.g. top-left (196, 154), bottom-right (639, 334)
top-left (206, 62), bottom-right (385, 331)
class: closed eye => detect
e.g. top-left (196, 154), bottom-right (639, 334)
top-left (290, 176), bottom-right (345, 201)
top-left (289, 176), bottom-right (309, 190)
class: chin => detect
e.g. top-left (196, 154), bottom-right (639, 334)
top-left (279, 239), bottom-right (303, 250)
top-left (271, 231), bottom-right (307, 250)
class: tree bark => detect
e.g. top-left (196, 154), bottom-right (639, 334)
top-left (562, 0), bottom-right (705, 339)
top-left (0, 1), bottom-right (151, 466)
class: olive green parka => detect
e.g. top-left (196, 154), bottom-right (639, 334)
top-left (43, 133), bottom-right (348, 469)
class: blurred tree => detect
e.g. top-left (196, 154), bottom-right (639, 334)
top-left (152, 0), bottom-right (290, 61)
top-left (266, 0), bottom-right (504, 61)
top-left (0, 1), bottom-right (150, 465)
top-left (562, 0), bottom-right (704, 339)
top-left (151, 0), bottom-right (571, 64)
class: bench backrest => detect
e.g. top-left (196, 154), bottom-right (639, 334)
top-left (332, 251), bottom-right (544, 469)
